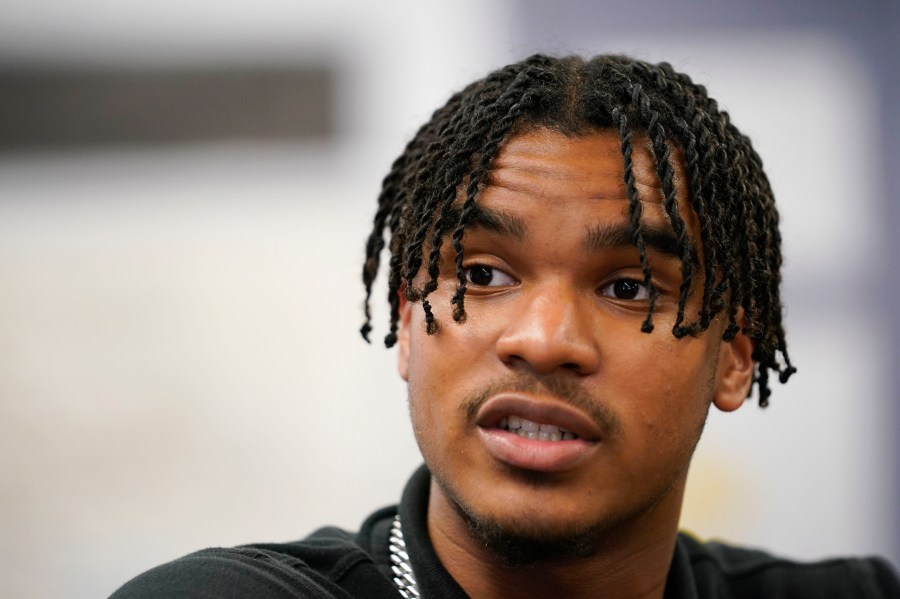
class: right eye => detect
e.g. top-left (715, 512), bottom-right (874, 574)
top-left (598, 278), bottom-right (650, 301)
top-left (464, 265), bottom-right (516, 287)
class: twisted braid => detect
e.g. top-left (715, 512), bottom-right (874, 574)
top-left (646, 62), bottom-right (716, 330)
top-left (360, 53), bottom-right (796, 405)
top-left (448, 67), bottom-right (556, 321)
top-left (611, 94), bottom-right (659, 334)
top-left (633, 82), bottom-right (695, 337)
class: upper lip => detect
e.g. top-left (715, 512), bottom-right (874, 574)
top-left (475, 393), bottom-right (604, 442)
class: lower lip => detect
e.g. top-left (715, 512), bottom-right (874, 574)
top-left (477, 427), bottom-right (597, 473)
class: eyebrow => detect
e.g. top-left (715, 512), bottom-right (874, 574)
top-left (585, 222), bottom-right (694, 264)
top-left (445, 204), bottom-right (526, 239)
top-left (446, 203), bottom-right (694, 264)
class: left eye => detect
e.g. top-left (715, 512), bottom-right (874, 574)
top-left (599, 279), bottom-right (650, 301)
top-left (464, 265), bottom-right (516, 287)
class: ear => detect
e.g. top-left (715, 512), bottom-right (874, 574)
top-left (712, 327), bottom-right (754, 412)
top-left (397, 290), bottom-right (412, 382)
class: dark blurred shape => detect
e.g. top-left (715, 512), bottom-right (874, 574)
top-left (0, 64), bottom-right (335, 150)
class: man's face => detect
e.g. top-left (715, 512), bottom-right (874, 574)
top-left (397, 127), bottom-right (753, 552)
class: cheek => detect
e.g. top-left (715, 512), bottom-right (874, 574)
top-left (405, 366), bottom-right (443, 467)
top-left (403, 325), bottom-right (465, 437)
top-left (404, 343), bottom-right (436, 435)
top-left (637, 333), bottom-right (718, 387)
top-left (406, 298), bottom-right (498, 379)
top-left (615, 336), bottom-right (717, 432)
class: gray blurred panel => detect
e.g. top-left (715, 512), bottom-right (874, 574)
top-left (0, 65), bottom-right (335, 149)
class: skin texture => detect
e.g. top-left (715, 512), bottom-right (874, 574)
top-left (396, 127), bottom-right (754, 599)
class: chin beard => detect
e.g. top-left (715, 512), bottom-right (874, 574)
top-left (461, 510), bottom-right (601, 567)
top-left (436, 469), bottom-right (606, 567)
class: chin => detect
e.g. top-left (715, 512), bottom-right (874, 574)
top-left (460, 504), bottom-right (604, 566)
top-left (437, 473), bottom-right (612, 566)
top-left (434, 459), bottom-right (681, 567)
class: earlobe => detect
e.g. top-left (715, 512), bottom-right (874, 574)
top-left (712, 328), bottom-right (754, 412)
top-left (397, 291), bottom-right (412, 381)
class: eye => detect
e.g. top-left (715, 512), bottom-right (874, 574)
top-left (464, 265), bottom-right (516, 287)
top-left (599, 278), bottom-right (650, 301)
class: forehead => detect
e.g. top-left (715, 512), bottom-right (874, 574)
top-left (456, 126), bottom-right (700, 263)
top-left (485, 127), bottom-right (682, 208)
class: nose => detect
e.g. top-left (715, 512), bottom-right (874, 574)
top-left (495, 285), bottom-right (600, 376)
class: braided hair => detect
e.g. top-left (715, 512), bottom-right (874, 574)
top-left (360, 54), bottom-right (795, 406)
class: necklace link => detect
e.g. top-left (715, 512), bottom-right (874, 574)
top-left (389, 515), bottom-right (421, 598)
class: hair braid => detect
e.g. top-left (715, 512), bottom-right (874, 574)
top-left (361, 152), bottom-right (412, 342)
top-left (610, 96), bottom-right (659, 333)
top-left (420, 73), bottom-right (534, 326)
top-left (448, 68), bottom-right (556, 322)
top-left (393, 80), bottom-right (531, 333)
top-left (637, 91), bottom-right (696, 337)
top-left (649, 62), bottom-right (717, 330)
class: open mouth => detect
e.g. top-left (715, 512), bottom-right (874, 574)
top-left (475, 393), bottom-right (600, 472)
top-left (497, 416), bottom-right (579, 441)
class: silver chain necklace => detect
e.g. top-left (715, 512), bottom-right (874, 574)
top-left (389, 515), bottom-right (421, 598)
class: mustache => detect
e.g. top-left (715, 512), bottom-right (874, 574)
top-left (462, 373), bottom-right (620, 435)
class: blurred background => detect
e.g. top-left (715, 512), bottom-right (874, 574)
top-left (1, 1), bottom-right (897, 596)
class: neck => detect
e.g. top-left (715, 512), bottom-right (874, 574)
top-left (426, 479), bottom-right (684, 599)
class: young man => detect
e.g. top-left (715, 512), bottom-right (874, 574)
top-left (112, 54), bottom-right (899, 598)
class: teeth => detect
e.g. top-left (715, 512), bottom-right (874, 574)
top-left (499, 416), bottom-right (578, 441)
top-left (520, 420), bottom-right (539, 432)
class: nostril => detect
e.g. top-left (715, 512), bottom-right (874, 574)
top-left (503, 354), bottom-right (525, 366)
